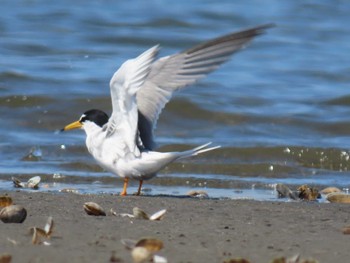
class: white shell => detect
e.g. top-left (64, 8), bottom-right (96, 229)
top-left (44, 216), bottom-right (54, 236)
top-left (149, 209), bottom-right (167, 221)
top-left (27, 176), bottom-right (41, 189)
top-left (120, 213), bottom-right (135, 218)
top-left (131, 247), bottom-right (153, 263)
top-left (12, 176), bottom-right (41, 189)
top-left (153, 255), bottom-right (168, 263)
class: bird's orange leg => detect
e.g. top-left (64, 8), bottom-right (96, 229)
top-left (136, 180), bottom-right (143, 196)
top-left (120, 178), bottom-right (129, 196)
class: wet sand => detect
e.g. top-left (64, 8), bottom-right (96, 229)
top-left (0, 191), bottom-right (349, 262)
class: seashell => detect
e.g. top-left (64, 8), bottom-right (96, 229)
top-left (0, 253), bottom-right (12, 263)
top-left (27, 176), bottom-right (41, 189)
top-left (149, 209), bottom-right (167, 221)
top-left (30, 216), bottom-right (54, 245)
top-left (110, 208), bottom-right (118, 216)
top-left (31, 227), bottom-right (46, 244)
top-left (133, 207), bottom-right (149, 220)
top-left (31, 227), bottom-right (52, 245)
top-left (0, 205), bottom-right (27, 223)
top-left (153, 255), bottom-right (168, 263)
top-left (122, 238), bottom-right (164, 263)
top-left (44, 216), bottom-right (54, 237)
top-left (320, 187), bottom-right (342, 195)
top-left (12, 176), bottom-right (41, 189)
top-left (120, 213), bottom-right (135, 218)
top-left (131, 246), bottom-right (153, 263)
top-left (187, 190), bottom-right (209, 198)
top-left (83, 202), bottom-right (106, 216)
top-left (327, 192), bottom-right (350, 203)
top-left (133, 207), bottom-right (166, 221)
top-left (59, 188), bottom-right (79, 194)
top-left (342, 226), bottom-right (350, 235)
top-left (121, 239), bottom-right (138, 250)
top-left (12, 177), bottom-right (25, 188)
top-left (136, 238), bottom-right (164, 253)
top-left (275, 183), bottom-right (298, 200)
top-left (297, 185), bottom-right (320, 201)
top-left (0, 196), bottom-right (13, 207)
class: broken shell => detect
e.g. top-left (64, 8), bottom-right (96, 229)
top-left (27, 176), bottom-right (41, 189)
top-left (0, 196), bottom-right (13, 207)
top-left (133, 207), bottom-right (149, 220)
top-left (31, 227), bottom-right (46, 244)
top-left (149, 209), bottom-right (167, 221)
top-left (0, 253), bottom-right (12, 263)
top-left (320, 187), bottom-right (342, 195)
top-left (132, 208), bottom-right (166, 221)
top-left (136, 238), bottom-right (164, 252)
top-left (44, 216), bottom-right (54, 237)
top-left (12, 177), bottom-right (25, 188)
top-left (110, 208), bottom-right (118, 216)
top-left (327, 192), bottom-right (350, 203)
top-left (131, 247), bottom-right (153, 263)
top-left (0, 205), bottom-right (27, 223)
top-left (30, 216), bottom-right (54, 245)
top-left (187, 190), bottom-right (209, 198)
top-left (153, 255), bottom-right (168, 263)
top-left (120, 213), bottom-right (135, 218)
top-left (12, 176), bottom-right (41, 189)
top-left (59, 188), bottom-right (79, 194)
top-left (83, 202), bottom-right (106, 216)
top-left (121, 239), bottom-right (138, 250)
top-left (275, 183), bottom-right (298, 200)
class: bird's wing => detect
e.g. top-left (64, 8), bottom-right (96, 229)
top-left (107, 45), bottom-right (159, 156)
top-left (136, 24), bottom-right (273, 150)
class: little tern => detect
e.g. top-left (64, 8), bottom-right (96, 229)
top-left (62, 24), bottom-right (273, 196)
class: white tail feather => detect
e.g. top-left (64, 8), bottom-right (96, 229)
top-left (178, 142), bottom-right (221, 159)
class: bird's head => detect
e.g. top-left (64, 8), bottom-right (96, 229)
top-left (61, 109), bottom-right (109, 132)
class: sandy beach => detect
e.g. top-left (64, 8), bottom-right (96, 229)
top-left (0, 191), bottom-right (349, 263)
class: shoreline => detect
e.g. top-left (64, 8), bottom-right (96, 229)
top-left (1, 191), bottom-right (349, 262)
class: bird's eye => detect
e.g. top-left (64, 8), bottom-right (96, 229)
top-left (80, 115), bottom-right (87, 123)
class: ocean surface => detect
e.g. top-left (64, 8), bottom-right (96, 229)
top-left (1, 0), bottom-right (350, 200)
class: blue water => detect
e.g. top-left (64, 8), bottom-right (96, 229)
top-left (1, 0), bottom-right (350, 200)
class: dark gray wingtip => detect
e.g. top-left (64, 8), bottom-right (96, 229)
top-left (254, 23), bottom-right (276, 34)
top-left (186, 23), bottom-right (276, 55)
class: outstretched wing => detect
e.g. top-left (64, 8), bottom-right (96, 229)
top-left (136, 24), bottom-right (274, 150)
top-left (107, 45), bottom-right (159, 156)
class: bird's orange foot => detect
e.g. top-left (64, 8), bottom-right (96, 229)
top-left (120, 178), bottom-right (129, 196)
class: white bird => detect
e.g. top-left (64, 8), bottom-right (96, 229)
top-left (61, 24), bottom-right (273, 196)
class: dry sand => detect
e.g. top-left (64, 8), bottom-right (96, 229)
top-left (0, 191), bottom-right (349, 262)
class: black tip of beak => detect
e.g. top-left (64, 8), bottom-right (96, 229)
top-left (60, 128), bottom-right (65, 132)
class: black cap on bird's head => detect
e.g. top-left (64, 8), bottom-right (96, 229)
top-left (61, 109), bottom-right (109, 131)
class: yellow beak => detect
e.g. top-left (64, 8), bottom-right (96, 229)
top-left (61, 120), bottom-right (82, 131)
